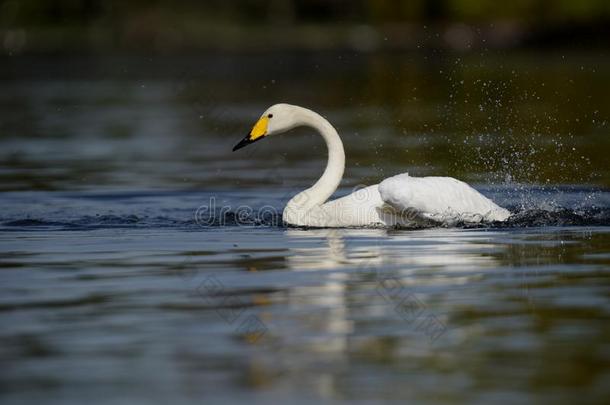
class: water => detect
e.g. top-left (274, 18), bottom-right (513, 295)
top-left (1, 52), bottom-right (610, 404)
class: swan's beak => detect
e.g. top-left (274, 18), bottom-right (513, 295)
top-left (232, 116), bottom-right (268, 151)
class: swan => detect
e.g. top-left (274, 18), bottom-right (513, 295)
top-left (233, 104), bottom-right (511, 228)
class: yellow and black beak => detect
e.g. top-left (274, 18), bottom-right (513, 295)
top-left (232, 116), bottom-right (269, 151)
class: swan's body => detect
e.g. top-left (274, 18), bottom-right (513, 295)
top-left (233, 104), bottom-right (511, 228)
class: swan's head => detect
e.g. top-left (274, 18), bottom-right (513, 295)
top-left (232, 103), bottom-right (298, 151)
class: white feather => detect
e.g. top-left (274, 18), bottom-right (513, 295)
top-left (378, 173), bottom-right (511, 224)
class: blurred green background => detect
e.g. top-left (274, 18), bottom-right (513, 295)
top-left (1, 0), bottom-right (610, 53)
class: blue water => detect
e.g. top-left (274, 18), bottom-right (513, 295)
top-left (1, 186), bottom-right (610, 404)
top-left (1, 53), bottom-right (610, 404)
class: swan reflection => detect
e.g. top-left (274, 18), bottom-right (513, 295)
top-left (246, 228), bottom-right (508, 397)
top-left (284, 228), bottom-right (502, 275)
top-left (274, 228), bottom-right (504, 353)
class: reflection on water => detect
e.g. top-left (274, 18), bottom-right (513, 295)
top-left (1, 213), bottom-right (610, 403)
top-left (0, 52), bottom-right (609, 192)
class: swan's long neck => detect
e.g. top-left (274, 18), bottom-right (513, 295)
top-left (285, 108), bottom-right (345, 213)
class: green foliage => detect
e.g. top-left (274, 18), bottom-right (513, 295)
top-left (1, 0), bottom-right (609, 52)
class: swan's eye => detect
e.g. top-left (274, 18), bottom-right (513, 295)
top-left (267, 114), bottom-right (273, 118)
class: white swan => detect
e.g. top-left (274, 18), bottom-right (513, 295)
top-left (233, 104), bottom-right (511, 228)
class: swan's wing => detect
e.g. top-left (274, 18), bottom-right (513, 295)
top-left (378, 173), bottom-right (510, 223)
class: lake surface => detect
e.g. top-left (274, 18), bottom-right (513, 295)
top-left (1, 52), bottom-right (609, 404)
